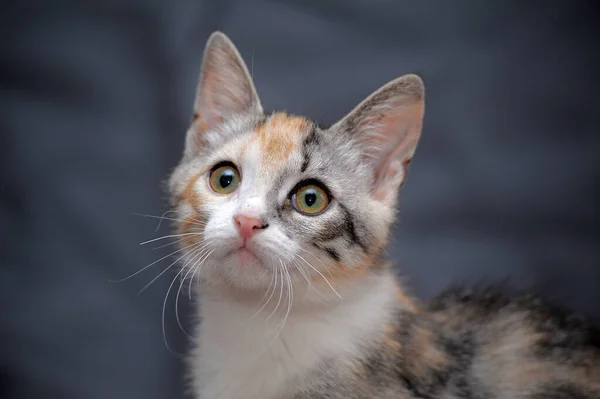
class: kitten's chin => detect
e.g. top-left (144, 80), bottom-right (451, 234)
top-left (226, 246), bottom-right (262, 267)
top-left (206, 249), bottom-right (274, 291)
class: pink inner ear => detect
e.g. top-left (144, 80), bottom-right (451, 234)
top-left (194, 43), bottom-right (260, 132)
top-left (197, 70), bottom-right (227, 127)
top-left (358, 101), bottom-right (423, 201)
top-left (372, 160), bottom-right (397, 202)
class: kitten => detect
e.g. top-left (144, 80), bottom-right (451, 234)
top-left (167, 32), bottom-right (600, 399)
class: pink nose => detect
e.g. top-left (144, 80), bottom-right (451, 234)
top-left (234, 215), bottom-right (265, 240)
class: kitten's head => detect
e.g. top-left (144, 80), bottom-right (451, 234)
top-left (168, 32), bottom-right (424, 297)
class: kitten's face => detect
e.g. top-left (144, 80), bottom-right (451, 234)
top-left (168, 32), bottom-right (424, 295)
top-left (170, 112), bottom-right (384, 291)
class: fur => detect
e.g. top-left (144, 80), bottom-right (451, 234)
top-left (165, 32), bottom-right (600, 399)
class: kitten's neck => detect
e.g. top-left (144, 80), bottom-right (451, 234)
top-left (200, 267), bottom-right (412, 315)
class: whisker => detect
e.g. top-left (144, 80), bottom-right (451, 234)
top-left (151, 235), bottom-right (190, 251)
top-left (174, 246), bottom-right (211, 338)
top-left (187, 265), bottom-right (199, 300)
top-left (295, 253), bottom-right (342, 299)
top-left (297, 246), bottom-right (334, 278)
top-left (296, 246), bottom-right (327, 266)
top-left (133, 209), bottom-right (179, 231)
top-left (267, 263), bottom-right (284, 321)
top-left (134, 212), bottom-right (191, 225)
top-left (138, 243), bottom-right (204, 294)
top-left (248, 266), bottom-right (278, 321)
top-left (140, 232), bottom-right (202, 246)
top-left (177, 246), bottom-right (214, 319)
top-left (134, 210), bottom-right (208, 226)
top-left (261, 259), bottom-right (294, 353)
top-left (278, 260), bottom-right (293, 332)
top-left (290, 257), bottom-right (312, 286)
top-left (187, 252), bottom-right (207, 300)
top-left (187, 241), bottom-right (218, 301)
top-left (110, 241), bottom-right (201, 283)
top-left (290, 256), bottom-right (327, 301)
top-left (161, 261), bottom-right (190, 356)
top-left (172, 211), bottom-right (207, 227)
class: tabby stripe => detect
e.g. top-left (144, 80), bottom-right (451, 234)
top-left (300, 124), bottom-right (320, 173)
top-left (312, 243), bottom-right (340, 262)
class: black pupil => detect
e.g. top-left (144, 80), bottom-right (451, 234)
top-left (219, 170), bottom-right (234, 188)
top-left (304, 191), bottom-right (317, 207)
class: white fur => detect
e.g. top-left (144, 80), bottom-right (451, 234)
top-left (190, 271), bottom-right (399, 399)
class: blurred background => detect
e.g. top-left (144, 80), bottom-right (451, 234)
top-left (1, 1), bottom-right (599, 398)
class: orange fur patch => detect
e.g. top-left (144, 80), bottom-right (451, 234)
top-left (179, 215), bottom-right (207, 247)
top-left (181, 171), bottom-right (204, 211)
top-left (409, 326), bottom-right (448, 372)
top-left (178, 172), bottom-right (211, 248)
top-left (310, 255), bottom-right (394, 290)
top-left (253, 112), bottom-right (309, 169)
top-left (310, 262), bottom-right (369, 289)
top-left (394, 282), bottom-right (418, 313)
top-left (349, 362), bottom-right (366, 378)
top-left (337, 262), bottom-right (369, 276)
top-left (381, 323), bottom-right (403, 351)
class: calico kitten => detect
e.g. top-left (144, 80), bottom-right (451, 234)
top-left (167, 32), bottom-right (600, 399)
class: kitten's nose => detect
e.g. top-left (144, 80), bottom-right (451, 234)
top-left (233, 214), bottom-right (266, 240)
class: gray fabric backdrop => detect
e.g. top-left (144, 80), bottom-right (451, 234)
top-left (1, 1), bottom-right (598, 398)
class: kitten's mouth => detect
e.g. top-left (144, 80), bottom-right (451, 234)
top-left (227, 242), bottom-right (261, 265)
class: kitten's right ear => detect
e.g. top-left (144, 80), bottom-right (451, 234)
top-left (332, 74), bottom-right (425, 206)
top-left (186, 32), bottom-right (262, 156)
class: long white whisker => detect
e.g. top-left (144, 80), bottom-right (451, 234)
top-left (296, 247), bottom-right (327, 267)
top-left (138, 243), bottom-right (204, 294)
top-left (133, 210), bottom-right (180, 232)
top-left (186, 245), bottom-right (216, 300)
top-left (267, 263), bottom-right (284, 321)
top-left (151, 235), bottom-right (191, 251)
top-left (262, 259), bottom-right (294, 353)
top-left (174, 246), bottom-right (212, 338)
top-left (134, 212), bottom-right (206, 227)
top-left (139, 232), bottom-right (202, 246)
top-left (278, 260), bottom-right (293, 331)
top-left (297, 246), bottom-right (334, 277)
top-left (295, 253), bottom-right (342, 299)
top-left (187, 265), bottom-right (199, 300)
top-left (290, 256), bottom-right (328, 300)
top-left (161, 261), bottom-right (190, 355)
top-left (110, 241), bottom-right (201, 283)
top-left (291, 256), bottom-right (312, 286)
top-left (187, 251), bottom-right (208, 300)
top-left (248, 266), bottom-right (278, 321)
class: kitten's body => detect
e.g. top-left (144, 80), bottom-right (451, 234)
top-left (167, 32), bottom-right (600, 398)
top-left (191, 272), bottom-right (600, 399)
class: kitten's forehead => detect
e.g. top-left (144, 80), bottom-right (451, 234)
top-left (242, 112), bottom-right (312, 171)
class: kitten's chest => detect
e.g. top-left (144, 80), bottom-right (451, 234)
top-left (193, 319), bottom-right (345, 399)
top-left (190, 279), bottom-right (397, 399)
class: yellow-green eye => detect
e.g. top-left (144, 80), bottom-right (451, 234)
top-left (293, 184), bottom-right (330, 215)
top-left (209, 164), bottom-right (241, 194)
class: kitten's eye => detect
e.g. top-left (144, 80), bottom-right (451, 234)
top-left (209, 164), bottom-right (241, 194)
top-left (293, 184), bottom-right (330, 215)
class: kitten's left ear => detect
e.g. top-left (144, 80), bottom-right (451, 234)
top-left (186, 32), bottom-right (262, 156)
top-left (333, 74), bottom-right (425, 205)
